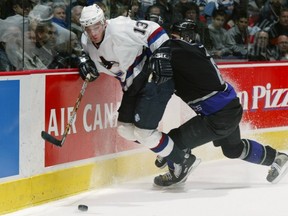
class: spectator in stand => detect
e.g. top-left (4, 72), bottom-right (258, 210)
top-left (154, 0), bottom-right (178, 34)
top-left (49, 31), bottom-right (81, 68)
top-left (258, 0), bottom-right (286, 30)
top-left (272, 34), bottom-right (288, 60)
top-left (0, 21), bottom-right (16, 71)
top-left (145, 5), bottom-right (164, 26)
top-left (129, 0), bottom-right (144, 20)
top-left (33, 22), bottom-right (58, 68)
top-left (221, 0), bottom-right (237, 30)
top-left (248, 30), bottom-right (275, 61)
top-left (28, 4), bottom-right (54, 32)
top-left (9, 0), bottom-right (32, 18)
top-left (203, 0), bottom-right (237, 28)
top-left (110, 0), bottom-right (130, 18)
top-left (52, 2), bottom-right (68, 29)
top-left (114, 5), bottom-right (130, 17)
top-left (248, 2), bottom-right (261, 28)
top-left (23, 26), bottom-right (47, 69)
top-left (70, 5), bottom-right (84, 40)
top-left (0, 20), bottom-right (46, 71)
top-left (208, 9), bottom-right (233, 59)
top-left (198, 0), bottom-right (207, 23)
top-left (140, 0), bottom-right (156, 17)
top-left (174, 0), bottom-right (195, 20)
top-left (28, 4), bottom-right (83, 68)
top-left (30, 4), bottom-right (75, 56)
top-left (226, 11), bottom-right (250, 59)
top-left (65, 0), bottom-right (88, 28)
top-left (182, 3), bottom-right (213, 50)
top-left (117, 0), bottom-right (143, 20)
top-left (267, 7), bottom-right (288, 46)
top-left (4, 0), bottom-right (33, 30)
top-left (247, 2), bottom-right (261, 44)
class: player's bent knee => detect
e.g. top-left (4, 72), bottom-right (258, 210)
top-left (134, 127), bottom-right (162, 148)
top-left (117, 122), bottom-right (136, 141)
top-left (134, 127), bottom-right (153, 141)
top-left (221, 142), bottom-right (244, 159)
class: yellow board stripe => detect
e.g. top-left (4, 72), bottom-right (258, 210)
top-left (244, 130), bottom-right (288, 150)
top-left (0, 151), bottom-right (158, 215)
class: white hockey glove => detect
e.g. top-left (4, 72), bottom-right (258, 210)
top-left (78, 53), bottom-right (99, 82)
top-left (148, 46), bottom-right (173, 85)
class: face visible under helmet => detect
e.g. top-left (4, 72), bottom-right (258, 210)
top-left (171, 20), bottom-right (198, 43)
top-left (79, 4), bottom-right (105, 27)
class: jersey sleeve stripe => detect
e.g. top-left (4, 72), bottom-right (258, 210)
top-left (147, 27), bottom-right (167, 47)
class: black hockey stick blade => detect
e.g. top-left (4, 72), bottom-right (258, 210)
top-left (41, 131), bottom-right (63, 147)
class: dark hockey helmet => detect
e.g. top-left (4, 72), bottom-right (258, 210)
top-left (171, 19), bottom-right (198, 43)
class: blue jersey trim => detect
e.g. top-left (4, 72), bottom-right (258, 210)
top-left (189, 83), bottom-right (237, 115)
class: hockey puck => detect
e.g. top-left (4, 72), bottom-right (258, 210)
top-left (78, 204), bottom-right (88, 211)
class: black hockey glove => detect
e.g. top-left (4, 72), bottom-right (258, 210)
top-left (148, 46), bottom-right (173, 85)
top-left (78, 53), bottom-right (99, 82)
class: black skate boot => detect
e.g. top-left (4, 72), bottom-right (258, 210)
top-left (266, 152), bottom-right (288, 183)
top-left (155, 155), bottom-right (168, 169)
top-left (155, 149), bottom-right (191, 169)
top-left (154, 153), bottom-right (200, 187)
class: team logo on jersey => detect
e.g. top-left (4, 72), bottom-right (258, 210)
top-left (100, 56), bottom-right (119, 69)
top-left (134, 113), bottom-right (140, 122)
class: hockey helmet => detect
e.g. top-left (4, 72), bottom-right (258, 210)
top-left (171, 19), bottom-right (198, 42)
top-left (171, 19), bottom-right (197, 34)
top-left (79, 4), bottom-right (105, 27)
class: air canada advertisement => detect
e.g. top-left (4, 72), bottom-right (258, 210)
top-left (44, 65), bottom-right (288, 166)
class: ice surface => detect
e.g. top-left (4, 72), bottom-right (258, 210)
top-left (5, 158), bottom-right (288, 216)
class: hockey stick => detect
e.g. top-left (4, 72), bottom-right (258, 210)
top-left (41, 74), bottom-right (90, 147)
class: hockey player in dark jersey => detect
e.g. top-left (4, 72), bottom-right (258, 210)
top-left (153, 20), bottom-right (288, 187)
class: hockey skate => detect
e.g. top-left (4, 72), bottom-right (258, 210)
top-left (155, 149), bottom-right (191, 169)
top-left (155, 155), bottom-right (168, 169)
top-left (266, 152), bottom-right (288, 184)
top-left (154, 153), bottom-right (201, 187)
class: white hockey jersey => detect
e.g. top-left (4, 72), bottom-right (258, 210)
top-left (81, 16), bottom-right (169, 91)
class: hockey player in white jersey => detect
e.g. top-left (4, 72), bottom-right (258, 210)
top-left (77, 4), bottom-right (197, 186)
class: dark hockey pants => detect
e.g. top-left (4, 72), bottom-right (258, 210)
top-left (168, 98), bottom-right (276, 166)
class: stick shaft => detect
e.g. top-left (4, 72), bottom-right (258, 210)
top-left (41, 76), bottom-right (90, 147)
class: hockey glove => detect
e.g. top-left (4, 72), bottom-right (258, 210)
top-left (148, 46), bottom-right (173, 85)
top-left (78, 53), bottom-right (99, 82)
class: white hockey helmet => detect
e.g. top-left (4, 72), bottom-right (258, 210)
top-left (79, 4), bottom-right (105, 27)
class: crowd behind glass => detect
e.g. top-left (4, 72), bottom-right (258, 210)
top-left (0, 0), bottom-right (287, 72)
